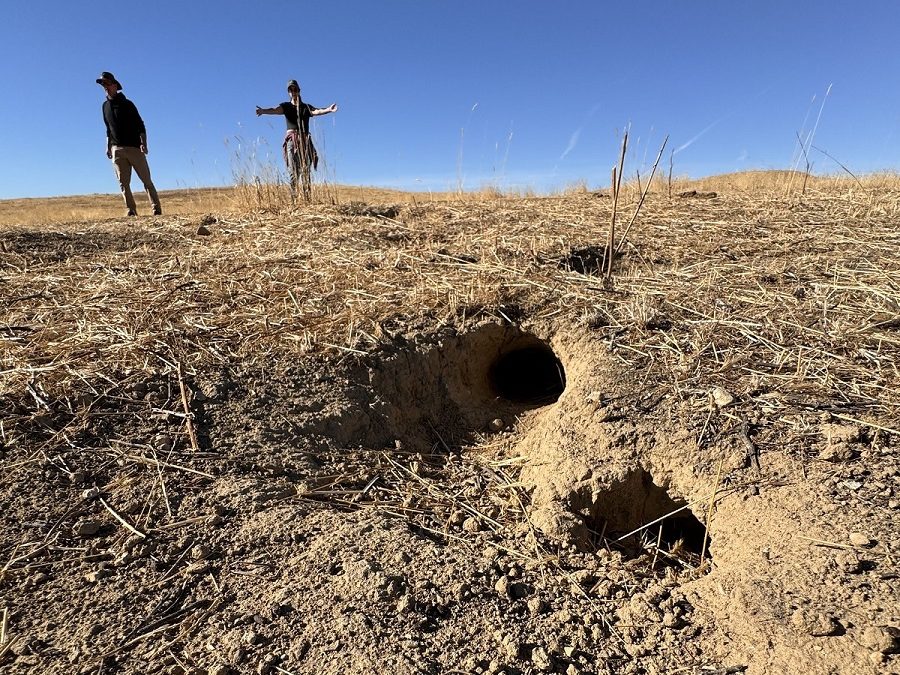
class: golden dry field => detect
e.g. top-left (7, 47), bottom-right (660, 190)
top-left (1, 172), bottom-right (898, 675)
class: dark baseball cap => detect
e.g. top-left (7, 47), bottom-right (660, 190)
top-left (287, 79), bottom-right (300, 91)
top-left (96, 72), bottom-right (122, 90)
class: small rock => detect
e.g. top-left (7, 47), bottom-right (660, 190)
top-left (396, 595), bottom-right (414, 613)
top-left (820, 444), bottom-right (854, 462)
top-left (191, 544), bottom-right (212, 561)
top-left (710, 386), bottom-right (734, 407)
top-left (75, 519), bottom-right (102, 537)
top-left (849, 533), bottom-right (874, 548)
top-left (196, 225), bottom-right (212, 236)
top-left (489, 418), bottom-right (505, 432)
top-left (527, 597), bottom-right (547, 616)
top-left (82, 487), bottom-right (101, 500)
top-left (662, 611), bottom-right (682, 628)
top-left (242, 630), bottom-right (266, 646)
top-left (836, 550), bottom-right (863, 574)
top-left (495, 575), bottom-right (511, 597)
top-left (530, 646), bottom-right (552, 670)
top-left (501, 638), bottom-right (521, 659)
top-left (842, 480), bottom-right (863, 491)
top-left (586, 391), bottom-right (603, 405)
top-left (462, 517), bottom-right (482, 533)
top-left (821, 423), bottom-right (860, 444)
top-left (185, 561), bottom-right (210, 575)
top-left (791, 609), bottom-right (842, 637)
top-left (859, 626), bottom-right (900, 654)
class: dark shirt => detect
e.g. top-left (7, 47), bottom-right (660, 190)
top-left (280, 100), bottom-right (315, 134)
top-left (102, 93), bottom-right (147, 147)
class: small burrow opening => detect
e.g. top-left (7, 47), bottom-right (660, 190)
top-left (588, 469), bottom-right (711, 564)
top-left (559, 245), bottom-right (622, 276)
top-left (488, 340), bottom-right (566, 406)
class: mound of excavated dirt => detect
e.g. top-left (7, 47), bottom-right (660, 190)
top-left (1, 189), bottom-right (898, 675)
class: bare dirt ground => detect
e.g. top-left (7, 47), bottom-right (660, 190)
top-left (1, 179), bottom-right (898, 674)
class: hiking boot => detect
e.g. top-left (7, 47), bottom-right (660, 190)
top-left (152, 206), bottom-right (162, 216)
top-left (127, 209), bottom-right (137, 217)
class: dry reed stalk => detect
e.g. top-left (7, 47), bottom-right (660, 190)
top-left (616, 135), bottom-right (668, 255)
top-left (607, 131), bottom-right (628, 277)
top-left (99, 497), bottom-right (147, 539)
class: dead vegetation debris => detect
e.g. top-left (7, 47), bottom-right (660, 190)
top-left (1, 179), bottom-right (899, 674)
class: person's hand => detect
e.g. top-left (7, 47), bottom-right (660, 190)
top-left (106, 149), bottom-right (112, 159)
top-left (329, 103), bottom-right (338, 113)
top-left (256, 106), bottom-right (263, 116)
top-left (140, 143), bottom-right (148, 155)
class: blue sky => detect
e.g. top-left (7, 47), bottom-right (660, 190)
top-left (2, 1), bottom-right (900, 199)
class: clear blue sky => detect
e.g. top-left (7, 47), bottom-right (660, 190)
top-left (2, 1), bottom-right (900, 199)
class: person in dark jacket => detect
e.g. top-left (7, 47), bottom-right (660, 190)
top-left (97, 72), bottom-right (162, 216)
top-left (256, 79), bottom-right (337, 200)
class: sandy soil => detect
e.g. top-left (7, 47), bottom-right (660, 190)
top-left (1, 185), bottom-right (898, 674)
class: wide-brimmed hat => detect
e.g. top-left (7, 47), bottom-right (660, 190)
top-left (287, 79), bottom-right (300, 91)
top-left (96, 72), bottom-right (122, 90)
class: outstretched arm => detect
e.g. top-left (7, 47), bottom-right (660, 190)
top-left (311, 103), bottom-right (338, 116)
top-left (256, 105), bottom-right (284, 116)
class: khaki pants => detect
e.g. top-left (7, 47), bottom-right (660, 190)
top-left (111, 145), bottom-right (161, 214)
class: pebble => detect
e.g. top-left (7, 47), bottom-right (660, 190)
top-left (527, 597), bottom-right (547, 616)
top-left (489, 418), bottom-right (505, 432)
top-left (462, 517), bottom-right (482, 533)
top-left (849, 533), bottom-right (874, 548)
top-left (242, 630), bottom-right (266, 646)
top-left (75, 519), bottom-right (101, 537)
top-left (191, 544), bottom-right (212, 561)
top-left (710, 386), bottom-right (734, 407)
top-left (835, 551), bottom-right (863, 574)
top-left (530, 646), bottom-right (552, 670)
top-left (791, 609), bottom-right (842, 637)
top-left (185, 561), bottom-right (210, 575)
top-left (586, 391), bottom-right (603, 405)
top-left (82, 487), bottom-right (101, 500)
top-left (662, 611), bottom-right (681, 628)
top-left (859, 626), bottom-right (900, 654)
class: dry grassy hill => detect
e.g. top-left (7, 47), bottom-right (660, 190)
top-left (1, 173), bottom-right (898, 675)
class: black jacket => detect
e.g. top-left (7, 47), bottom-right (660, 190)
top-left (102, 93), bottom-right (146, 147)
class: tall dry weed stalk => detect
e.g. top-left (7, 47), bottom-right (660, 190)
top-left (227, 132), bottom-right (338, 211)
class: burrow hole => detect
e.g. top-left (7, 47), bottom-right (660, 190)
top-left (488, 338), bottom-right (566, 406)
top-left (589, 469), bottom-right (710, 564)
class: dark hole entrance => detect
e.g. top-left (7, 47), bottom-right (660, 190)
top-left (489, 342), bottom-right (565, 406)
top-left (587, 469), bottom-right (710, 565)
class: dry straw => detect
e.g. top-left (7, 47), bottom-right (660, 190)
top-left (2, 172), bottom-right (900, 576)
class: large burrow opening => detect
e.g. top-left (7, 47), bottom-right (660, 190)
top-left (352, 324), bottom-right (567, 453)
top-left (488, 339), bottom-right (566, 406)
top-left (586, 469), bottom-right (710, 565)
